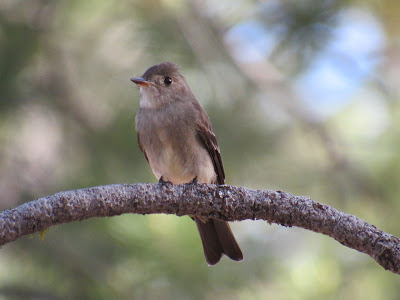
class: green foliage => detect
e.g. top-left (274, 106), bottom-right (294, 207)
top-left (1, 0), bottom-right (400, 299)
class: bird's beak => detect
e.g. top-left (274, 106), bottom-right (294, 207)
top-left (130, 77), bottom-right (155, 86)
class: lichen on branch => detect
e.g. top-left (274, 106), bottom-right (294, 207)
top-left (0, 183), bottom-right (399, 275)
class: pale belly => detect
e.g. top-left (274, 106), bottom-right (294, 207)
top-left (148, 143), bottom-right (216, 184)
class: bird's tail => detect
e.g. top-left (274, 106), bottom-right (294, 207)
top-left (194, 217), bottom-right (243, 265)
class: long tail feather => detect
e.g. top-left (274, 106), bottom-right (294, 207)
top-left (195, 218), bottom-right (243, 265)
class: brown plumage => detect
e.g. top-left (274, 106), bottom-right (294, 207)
top-left (132, 62), bottom-right (243, 265)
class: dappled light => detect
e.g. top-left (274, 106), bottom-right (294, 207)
top-left (1, 0), bottom-right (400, 299)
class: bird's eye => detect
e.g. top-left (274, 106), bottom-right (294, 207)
top-left (164, 77), bottom-right (172, 85)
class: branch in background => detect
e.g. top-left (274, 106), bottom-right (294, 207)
top-left (0, 183), bottom-right (399, 275)
top-left (177, 4), bottom-right (382, 199)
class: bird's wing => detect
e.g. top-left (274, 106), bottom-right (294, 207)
top-left (137, 133), bottom-right (149, 163)
top-left (194, 103), bottom-right (225, 185)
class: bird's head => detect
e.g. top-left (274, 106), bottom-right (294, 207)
top-left (131, 62), bottom-right (193, 108)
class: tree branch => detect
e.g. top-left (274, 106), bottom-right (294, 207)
top-left (0, 183), bottom-right (399, 274)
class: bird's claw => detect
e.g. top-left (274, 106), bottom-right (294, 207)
top-left (187, 176), bottom-right (198, 185)
top-left (158, 176), bottom-right (171, 186)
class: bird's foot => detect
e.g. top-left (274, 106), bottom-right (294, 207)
top-left (158, 176), bottom-right (172, 186)
top-left (187, 176), bottom-right (198, 185)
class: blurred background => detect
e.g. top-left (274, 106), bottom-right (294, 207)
top-left (1, 0), bottom-right (400, 299)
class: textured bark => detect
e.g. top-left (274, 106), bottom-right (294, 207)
top-left (0, 183), bottom-right (399, 275)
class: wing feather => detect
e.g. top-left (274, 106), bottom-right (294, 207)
top-left (137, 133), bottom-right (149, 163)
top-left (193, 103), bottom-right (225, 185)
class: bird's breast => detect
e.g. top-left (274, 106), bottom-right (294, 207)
top-left (136, 107), bottom-right (216, 184)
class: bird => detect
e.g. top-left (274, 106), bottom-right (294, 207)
top-left (131, 62), bottom-right (243, 265)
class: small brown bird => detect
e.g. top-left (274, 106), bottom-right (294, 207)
top-left (131, 62), bottom-right (243, 265)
